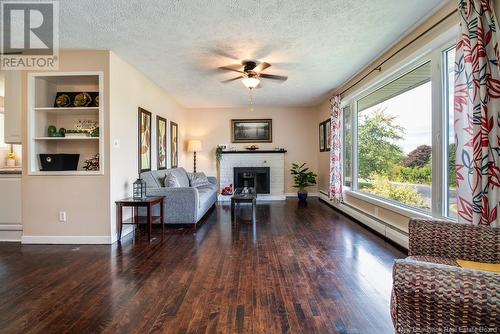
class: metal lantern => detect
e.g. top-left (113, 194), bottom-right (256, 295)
top-left (133, 177), bottom-right (147, 200)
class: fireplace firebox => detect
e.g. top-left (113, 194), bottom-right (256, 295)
top-left (233, 167), bottom-right (270, 194)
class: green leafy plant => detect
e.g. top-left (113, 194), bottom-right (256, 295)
top-left (364, 173), bottom-right (428, 208)
top-left (215, 146), bottom-right (224, 162)
top-left (358, 108), bottom-right (405, 178)
top-left (290, 163), bottom-right (317, 192)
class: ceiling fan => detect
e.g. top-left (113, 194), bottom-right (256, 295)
top-left (219, 60), bottom-right (287, 89)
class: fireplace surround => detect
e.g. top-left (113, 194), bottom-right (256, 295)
top-left (218, 150), bottom-right (286, 201)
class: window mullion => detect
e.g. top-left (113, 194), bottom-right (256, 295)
top-left (352, 101), bottom-right (358, 191)
top-left (431, 49), bottom-right (445, 216)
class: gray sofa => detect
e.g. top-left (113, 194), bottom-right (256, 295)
top-left (140, 167), bottom-right (217, 225)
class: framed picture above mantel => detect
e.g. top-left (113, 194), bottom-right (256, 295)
top-left (231, 119), bottom-right (272, 143)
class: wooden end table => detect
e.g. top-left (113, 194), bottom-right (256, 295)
top-left (115, 196), bottom-right (165, 242)
top-left (231, 188), bottom-right (257, 223)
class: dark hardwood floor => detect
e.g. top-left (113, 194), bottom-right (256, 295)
top-left (0, 199), bottom-right (405, 334)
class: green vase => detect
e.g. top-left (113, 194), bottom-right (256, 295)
top-left (47, 125), bottom-right (57, 137)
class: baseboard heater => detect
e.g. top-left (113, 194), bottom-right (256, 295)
top-left (318, 191), bottom-right (408, 249)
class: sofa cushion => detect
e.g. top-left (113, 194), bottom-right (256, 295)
top-left (163, 173), bottom-right (180, 187)
top-left (406, 255), bottom-right (458, 267)
top-left (140, 171), bottom-right (160, 188)
top-left (197, 186), bottom-right (215, 208)
top-left (188, 172), bottom-right (212, 188)
top-left (168, 167), bottom-right (190, 187)
top-left (151, 170), bottom-right (168, 187)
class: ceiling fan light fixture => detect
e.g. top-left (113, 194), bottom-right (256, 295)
top-left (242, 77), bottom-right (260, 89)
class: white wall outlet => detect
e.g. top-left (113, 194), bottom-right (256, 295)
top-left (113, 139), bottom-right (120, 148)
top-left (59, 211), bottom-right (67, 222)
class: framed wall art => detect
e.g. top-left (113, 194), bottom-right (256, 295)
top-left (325, 119), bottom-right (331, 151)
top-left (170, 121), bottom-right (178, 168)
top-left (157, 116), bottom-right (167, 170)
top-left (319, 121), bottom-right (325, 152)
top-left (231, 119), bottom-right (272, 143)
top-left (319, 119), bottom-right (331, 152)
top-left (138, 107), bottom-right (152, 172)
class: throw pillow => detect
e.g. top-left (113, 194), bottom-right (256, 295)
top-left (163, 173), bottom-right (180, 187)
top-left (187, 172), bottom-right (212, 188)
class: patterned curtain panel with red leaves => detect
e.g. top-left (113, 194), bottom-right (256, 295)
top-left (329, 95), bottom-right (343, 202)
top-left (454, 0), bottom-right (499, 226)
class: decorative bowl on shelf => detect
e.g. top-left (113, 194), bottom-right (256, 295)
top-left (245, 145), bottom-right (259, 151)
top-left (73, 92), bottom-right (92, 107)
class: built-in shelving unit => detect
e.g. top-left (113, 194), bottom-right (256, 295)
top-left (34, 137), bottom-right (99, 140)
top-left (28, 72), bottom-right (104, 175)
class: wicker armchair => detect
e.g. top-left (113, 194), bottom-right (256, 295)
top-left (391, 218), bottom-right (499, 333)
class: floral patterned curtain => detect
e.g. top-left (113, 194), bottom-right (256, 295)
top-left (329, 95), bottom-right (343, 202)
top-left (454, 0), bottom-right (499, 226)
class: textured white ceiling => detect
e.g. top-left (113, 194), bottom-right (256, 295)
top-left (59, 0), bottom-right (447, 108)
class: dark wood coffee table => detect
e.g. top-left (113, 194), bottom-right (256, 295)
top-left (115, 196), bottom-right (165, 242)
top-left (231, 188), bottom-right (257, 223)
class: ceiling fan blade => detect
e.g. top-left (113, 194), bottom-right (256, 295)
top-left (221, 76), bottom-right (243, 83)
top-left (218, 65), bottom-right (244, 73)
top-left (255, 62), bottom-right (271, 73)
top-left (260, 73), bottom-right (288, 82)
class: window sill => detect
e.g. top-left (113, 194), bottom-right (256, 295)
top-left (344, 189), bottom-right (453, 221)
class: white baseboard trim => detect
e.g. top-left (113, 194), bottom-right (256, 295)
top-left (319, 192), bottom-right (408, 249)
top-left (0, 224), bottom-right (22, 242)
top-left (20, 225), bottom-right (136, 245)
top-left (111, 225), bottom-right (134, 244)
top-left (22, 235), bottom-right (112, 244)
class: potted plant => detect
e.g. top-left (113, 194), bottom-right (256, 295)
top-left (290, 163), bottom-right (317, 201)
top-left (215, 145), bottom-right (224, 163)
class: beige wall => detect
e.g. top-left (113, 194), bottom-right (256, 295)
top-left (186, 106), bottom-right (318, 194)
top-left (22, 50), bottom-right (111, 238)
top-left (316, 1), bottom-right (459, 234)
top-left (109, 52), bottom-right (187, 237)
top-left (21, 51), bottom-right (188, 241)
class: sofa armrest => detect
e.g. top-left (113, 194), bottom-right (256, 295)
top-left (207, 176), bottom-right (217, 186)
top-left (147, 187), bottom-right (199, 223)
top-left (408, 218), bottom-right (500, 262)
top-left (391, 259), bottom-right (499, 332)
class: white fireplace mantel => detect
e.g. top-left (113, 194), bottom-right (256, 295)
top-left (218, 151), bottom-right (286, 201)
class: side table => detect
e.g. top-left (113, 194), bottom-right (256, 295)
top-left (115, 196), bottom-right (165, 242)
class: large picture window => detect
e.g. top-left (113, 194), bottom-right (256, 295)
top-left (343, 40), bottom-right (456, 219)
top-left (357, 62), bottom-right (432, 211)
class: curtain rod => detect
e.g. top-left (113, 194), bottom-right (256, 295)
top-left (336, 8), bottom-right (458, 97)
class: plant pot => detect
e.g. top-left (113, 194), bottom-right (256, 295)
top-left (297, 191), bottom-right (308, 201)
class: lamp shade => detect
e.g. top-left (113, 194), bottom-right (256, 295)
top-left (187, 140), bottom-right (202, 152)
